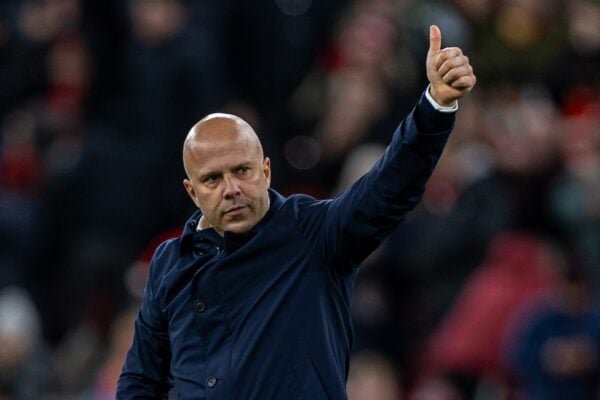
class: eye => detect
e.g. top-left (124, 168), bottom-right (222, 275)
top-left (236, 166), bottom-right (250, 175)
top-left (203, 174), bottom-right (221, 185)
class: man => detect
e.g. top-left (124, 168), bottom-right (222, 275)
top-left (117, 25), bottom-right (476, 399)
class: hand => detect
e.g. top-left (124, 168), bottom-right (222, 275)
top-left (426, 25), bottom-right (476, 106)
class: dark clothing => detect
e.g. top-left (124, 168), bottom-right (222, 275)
top-left (117, 91), bottom-right (455, 399)
top-left (509, 299), bottom-right (600, 400)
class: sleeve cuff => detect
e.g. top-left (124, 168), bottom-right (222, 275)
top-left (425, 84), bottom-right (458, 112)
top-left (399, 88), bottom-right (456, 152)
top-left (412, 88), bottom-right (456, 136)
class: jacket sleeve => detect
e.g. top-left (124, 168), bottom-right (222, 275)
top-left (117, 242), bottom-right (172, 399)
top-left (297, 89), bottom-right (455, 272)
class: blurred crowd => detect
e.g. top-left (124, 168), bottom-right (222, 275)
top-left (0, 0), bottom-right (599, 399)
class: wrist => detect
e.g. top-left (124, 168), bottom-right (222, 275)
top-left (426, 85), bottom-right (458, 112)
top-left (428, 85), bottom-right (456, 108)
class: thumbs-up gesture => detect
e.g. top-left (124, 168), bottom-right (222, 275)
top-left (426, 25), bottom-right (476, 106)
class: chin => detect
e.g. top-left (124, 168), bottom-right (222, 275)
top-left (224, 222), bottom-right (254, 234)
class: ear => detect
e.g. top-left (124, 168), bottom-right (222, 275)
top-left (183, 179), bottom-right (200, 208)
top-left (263, 157), bottom-right (271, 187)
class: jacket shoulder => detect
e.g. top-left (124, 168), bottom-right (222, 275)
top-left (281, 193), bottom-right (330, 218)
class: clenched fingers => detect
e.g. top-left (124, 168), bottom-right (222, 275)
top-left (450, 74), bottom-right (477, 89)
top-left (442, 64), bottom-right (475, 85)
top-left (435, 47), bottom-right (464, 70)
top-left (437, 55), bottom-right (470, 77)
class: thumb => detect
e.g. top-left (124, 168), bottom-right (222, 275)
top-left (428, 24), bottom-right (442, 56)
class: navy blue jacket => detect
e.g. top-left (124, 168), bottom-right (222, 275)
top-left (117, 91), bottom-right (455, 399)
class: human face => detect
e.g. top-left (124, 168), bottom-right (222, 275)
top-left (183, 126), bottom-right (271, 236)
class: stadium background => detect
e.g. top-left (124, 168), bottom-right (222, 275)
top-left (0, 0), bottom-right (599, 398)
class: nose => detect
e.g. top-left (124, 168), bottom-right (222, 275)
top-left (222, 175), bottom-right (241, 200)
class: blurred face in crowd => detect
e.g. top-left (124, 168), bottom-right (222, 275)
top-left (183, 114), bottom-right (271, 236)
top-left (129, 0), bottom-right (185, 45)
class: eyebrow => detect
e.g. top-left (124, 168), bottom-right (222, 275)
top-left (197, 161), bottom-right (253, 181)
top-left (233, 162), bottom-right (253, 169)
top-left (197, 171), bottom-right (220, 182)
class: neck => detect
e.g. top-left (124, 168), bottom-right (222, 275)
top-left (198, 215), bottom-right (211, 231)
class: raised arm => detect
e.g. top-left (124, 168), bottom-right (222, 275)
top-left (296, 25), bottom-right (476, 271)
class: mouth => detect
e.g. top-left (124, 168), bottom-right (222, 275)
top-left (224, 205), bottom-right (247, 215)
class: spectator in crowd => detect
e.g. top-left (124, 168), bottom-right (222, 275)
top-left (551, 85), bottom-right (600, 292)
top-left (86, 307), bottom-right (138, 400)
top-left (504, 258), bottom-right (600, 400)
top-left (412, 233), bottom-right (562, 398)
top-left (280, 0), bottom-right (422, 196)
top-left (347, 351), bottom-right (403, 400)
top-left (0, 287), bottom-right (48, 400)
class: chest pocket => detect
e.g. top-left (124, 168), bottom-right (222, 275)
top-left (291, 358), bottom-right (331, 400)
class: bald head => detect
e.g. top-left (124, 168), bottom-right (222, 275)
top-left (181, 113), bottom-right (271, 236)
top-left (183, 113), bottom-right (263, 178)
